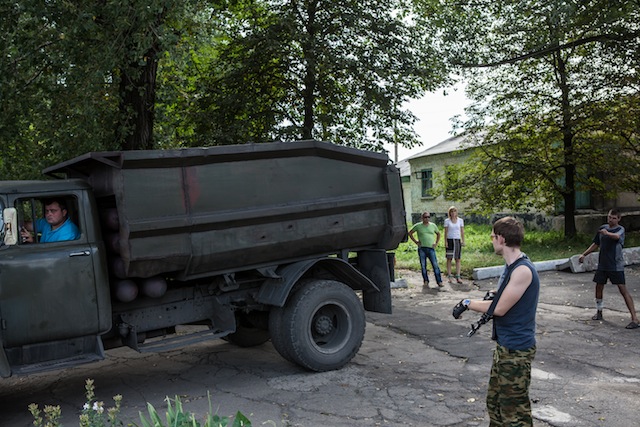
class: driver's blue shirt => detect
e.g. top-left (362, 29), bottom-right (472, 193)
top-left (35, 217), bottom-right (80, 242)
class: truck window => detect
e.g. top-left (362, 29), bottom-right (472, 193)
top-left (16, 196), bottom-right (81, 243)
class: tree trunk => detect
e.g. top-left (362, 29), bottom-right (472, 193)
top-left (117, 49), bottom-right (159, 151)
top-left (556, 50), bottom-right (577, 238)
top-left (563, 188), bottom-right (577, 238)
top-left (301, 0), bottom-right (318, 140)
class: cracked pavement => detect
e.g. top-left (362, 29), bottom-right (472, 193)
top-left (1, 266), bottom-right (639, 426)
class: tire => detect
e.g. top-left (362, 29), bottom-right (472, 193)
top-left (269, 279), bottom-right (366, 372)
top-left (269, 305), bottom-right (297, 363)
top-left (224, 311), bottom-right (270, 347)
top-left (268, 279), bottom-right (309, 364)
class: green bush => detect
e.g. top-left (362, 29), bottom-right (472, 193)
top-left (29, 379), bottom-right (253, 427)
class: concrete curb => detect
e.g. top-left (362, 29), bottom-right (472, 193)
top-left (473, 259), bottom-right (569, 280)
top-left (472, 246), bottom-right (640, 280)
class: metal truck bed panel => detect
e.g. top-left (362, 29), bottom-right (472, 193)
top-left (44, 140), bottom-right (407, 279)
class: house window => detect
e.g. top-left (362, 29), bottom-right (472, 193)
top-left (420, 169), bottom-right (433, 198)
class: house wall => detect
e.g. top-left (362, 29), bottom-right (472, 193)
top-left (592, 191), bottom-right (640, 211)
top-left (406, 137), bottom-right (640, 230)
top-left (407, 150), bottom-right (473, 225)
top-left (401, 176), bottom-right (412, 224)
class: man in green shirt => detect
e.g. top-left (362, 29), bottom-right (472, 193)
top-left (409, 211), bottom-right (443, 289)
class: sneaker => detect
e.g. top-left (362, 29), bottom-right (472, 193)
top-left (625, 322), bottom-right (639, 329)
top-left (592, 311), bottom-right (603, 321)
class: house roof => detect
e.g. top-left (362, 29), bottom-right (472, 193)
top-left (405, 134), bottom-right (466, 161)
top-left (397, 159), bottom-right (411, 177)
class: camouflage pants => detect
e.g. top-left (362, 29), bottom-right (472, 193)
top-left (486, 344), bottom-right (536, 427)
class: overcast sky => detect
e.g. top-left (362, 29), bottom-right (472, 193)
top-left (385, 84), bottom-right (470, 163)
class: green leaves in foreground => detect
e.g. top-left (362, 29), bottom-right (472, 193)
top-left (30, 379), bottom-right (253, 427)
top-left (137, 392), bottom-right (251, 427)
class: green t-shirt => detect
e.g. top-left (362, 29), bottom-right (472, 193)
top-left (410, 222), bottom-right (439, 247)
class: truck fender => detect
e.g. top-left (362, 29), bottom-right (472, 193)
top-left (256, 258), bottom-right (378, 308)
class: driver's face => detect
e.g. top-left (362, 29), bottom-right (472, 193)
top-left (44, 202), bottom-right (66, 228)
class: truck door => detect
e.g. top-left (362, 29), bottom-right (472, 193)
top-left (0, 195), bottom-right (102, 347)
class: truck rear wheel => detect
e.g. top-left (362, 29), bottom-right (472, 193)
top-left (269, 279), bottom-right (365, 372)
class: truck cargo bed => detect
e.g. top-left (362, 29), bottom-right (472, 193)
top-left (45, 140), bottom-right (406, 279)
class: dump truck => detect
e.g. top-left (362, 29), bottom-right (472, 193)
top-left (0, 140), bottom-right (406, 377)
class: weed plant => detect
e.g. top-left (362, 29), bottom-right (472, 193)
top-left (30, 379), bottom-right (253, 427)
top-left (395, 223), bottom-right (640, 278)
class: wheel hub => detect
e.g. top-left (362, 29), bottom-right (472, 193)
top-left (314, 315), bottom-right (334, 335)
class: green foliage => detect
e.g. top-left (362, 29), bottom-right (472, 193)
top-left (137, 394), bottom-right (251, 427)
top-left (29, 379), bottom-right (252, 427)
top-left (158, 0), bottom-right (448, 151)
top-left (428, 0), bottom-right (640, 237)
top-left (78, 379), bottom-right (122, 427)
top-left (2, 0), bottom-right (449, 177)
top-left (29, 403), bottom-right (63, 427)
top-left (0, 0), bottom-right (206, 178)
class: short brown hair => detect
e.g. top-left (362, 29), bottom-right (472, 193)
top-left (492, 216), bottom-right (524, 247)
top-left (43, 198), bottom-right (68, 212)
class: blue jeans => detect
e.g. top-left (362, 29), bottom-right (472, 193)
top-left (418, 246), bottom-right (442, 284)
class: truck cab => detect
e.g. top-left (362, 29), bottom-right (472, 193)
top-left (0, 180), bottom-right (111, 377)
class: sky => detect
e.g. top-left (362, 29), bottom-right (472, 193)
top-left (385, 84), bottom-right (470, 163)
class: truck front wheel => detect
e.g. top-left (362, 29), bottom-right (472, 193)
top-left (269, 279), bottom-right (365, 372)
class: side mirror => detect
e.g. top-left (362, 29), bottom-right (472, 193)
top-left (3, 208), bottom-right (18, 245)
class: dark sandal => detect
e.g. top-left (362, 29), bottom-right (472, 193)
top-left (625, 322), bottom-right (639, 329)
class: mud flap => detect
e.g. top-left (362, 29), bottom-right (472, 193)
top-left (0, 346), bottom-right (10, 378)
top-left (358, 249), bottom-right (392, 314)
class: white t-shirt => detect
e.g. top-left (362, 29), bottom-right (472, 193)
top-left (444, 218), bottom-right (464, 239)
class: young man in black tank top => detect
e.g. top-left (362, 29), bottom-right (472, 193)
top-left (453, 216), bottom-right (540, 426)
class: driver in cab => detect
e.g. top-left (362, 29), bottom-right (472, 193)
top-left (20, 198), bottom-right (80, 243)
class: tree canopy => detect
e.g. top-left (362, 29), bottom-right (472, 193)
top-left (1, 0), bottom-right (447, 179)
top-left (432, 0), bottom-right (640, 236)
top-left (156, 0), bottom-right (448, 151)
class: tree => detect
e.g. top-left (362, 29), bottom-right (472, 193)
top-left (160, 0), bottom-right (448, 151)
top-left (2, 0), bottom-right (448, 179)
top-left (431, 0), bottom-right (640, 237)
top-left (0, 0), bottom-right (199, 179)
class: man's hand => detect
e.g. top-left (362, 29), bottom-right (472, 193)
top-left (452, 299), bottom-right (470, 319)
top-left (483, 291), bottom-right (496, 301)
top-left (20, 226), bottom-right (33, 243)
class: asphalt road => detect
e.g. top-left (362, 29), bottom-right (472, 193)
top-left (1, 266), bottom-right (639, 427)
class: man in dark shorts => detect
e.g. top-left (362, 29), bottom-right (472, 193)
top-left (578, 209), bottom-right (639, 329)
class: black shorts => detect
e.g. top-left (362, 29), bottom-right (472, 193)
top-left (593, 270), bottom-right (625, 285)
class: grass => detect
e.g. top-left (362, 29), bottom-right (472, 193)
top-left (395, 224), bottom-right (640, 278)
